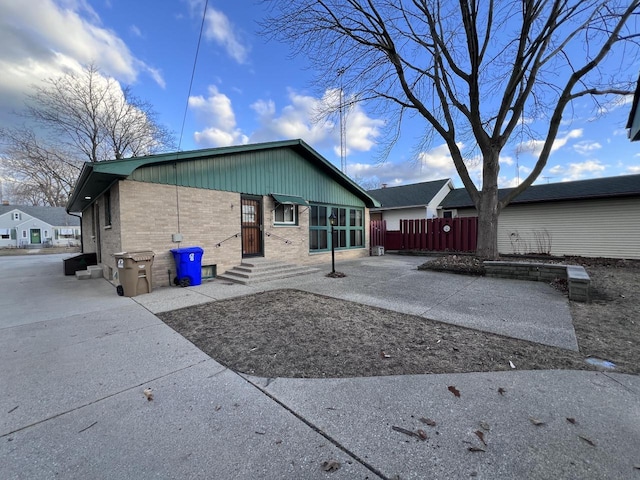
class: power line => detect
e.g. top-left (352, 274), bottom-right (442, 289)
top-left (177, 0), bottom-right (209, 152)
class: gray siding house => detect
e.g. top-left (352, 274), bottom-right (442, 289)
top-left (0, 205), bottom-right (81, 248)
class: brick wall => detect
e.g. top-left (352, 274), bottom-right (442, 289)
top-left (91, 180), bottom-right (370, 288)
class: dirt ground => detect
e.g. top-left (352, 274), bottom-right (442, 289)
top-left (158, 257), bottom-right (639, 378)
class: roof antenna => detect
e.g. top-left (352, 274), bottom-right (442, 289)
top-left (338, 68), bottom-right (347, 174)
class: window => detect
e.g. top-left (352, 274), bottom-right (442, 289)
top-left (22, 230), bottom-right (27, 238)
top-left (104, 191), bottom-right (112, 226)
top-left (309, 204), bottom-right (365, 252)
top-left (242, 203), bottom-right (255, 224)
top-left (58, 228), bottom-right (75, 239)
top-left (274, 204), bottom-right (297, 225)
top-left (0, 228), bottom-right (9, 239)
top-left (12, 212), bottom-right (20, 221)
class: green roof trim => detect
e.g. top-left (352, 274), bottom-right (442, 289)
top-left (66, 139), bottom-right (380, 212)
top-left (271, 193), bottom-right (309, 206)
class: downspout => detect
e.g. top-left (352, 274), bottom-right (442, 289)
top-left (66, 210), bottom-right (84, 253)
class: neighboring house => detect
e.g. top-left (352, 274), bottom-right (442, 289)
top-left (628, 73), bottom-right (640, 141)
top-left (66, 139), bottom-right (380, 287)
top-left (0, 204), bottom-right (81, 248)
top-left (440, 174), bottom-right (640, 259)
top-left (368, 179), bottom-right (454, 229)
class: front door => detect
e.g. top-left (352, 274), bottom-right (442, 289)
top-left (241, 196), bottom-right (263, 257)
top-left (30, 229), bottom-right (41, 244)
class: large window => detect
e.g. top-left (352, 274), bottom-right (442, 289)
top-left (309, 204), bottom-right (365, 252)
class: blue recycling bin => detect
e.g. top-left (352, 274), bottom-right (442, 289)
top-left (170, 246), bottom-right (204, 287)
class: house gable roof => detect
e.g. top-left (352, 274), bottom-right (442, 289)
top-left (441, 174), bottom-right (640, 209)
top-left (0, 205), bottom-right (80, 226)
top-left (368, 179), bottom-right (451, 209)
top-left (67, 139), bottom-right (380, 212)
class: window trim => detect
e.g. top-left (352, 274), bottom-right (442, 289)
top-left (309, 203), bottom-right (365, 252)
top-left (274, 203), bottom-right (298, 226)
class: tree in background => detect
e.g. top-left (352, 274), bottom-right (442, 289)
top-left (0, 64), bottom-right (174, 206)
top-left (264, 0), bottom-right (640, 257)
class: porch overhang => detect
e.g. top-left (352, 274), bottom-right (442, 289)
top-left (271, 193), bottom-right (309, 206)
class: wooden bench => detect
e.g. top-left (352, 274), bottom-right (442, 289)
top-left (484, 261), bottom-right (590, 302)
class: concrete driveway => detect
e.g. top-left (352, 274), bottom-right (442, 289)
top-left (1, 253), bottom-right (638, 479)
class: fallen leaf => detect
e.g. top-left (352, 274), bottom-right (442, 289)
top-left (468, 446), bottom-right (486, 452)
top-left (578, 435), bottom-right (596, 447)
top-left (479, 421), bottom-right (490, 431)
top-left (255, 430), bottom-right (266, 435)
top-left (634, 464), bottom-right (640, 470)
top-left (498, 387), bottom-right (506, 396)
top-left (380, 351), bottom-right (391, 359)
top-left (448, 386), bottom-right (461, 397)
top-left (419, 417), bottom-right (437, 427)
top-left (529, 417), bottom-right (545, 426)
top-left (566, 417), bottom-right (577, 425)
top-left (143, 388), bottom-right (153, 401)
top-left (509, 360), bottom-right (516, 369)
top-left (275, 439), bottom-right (282, 445)
top-left (214, 405), bottom-right (222, 411)
top-left (321, 459), bottom-right (341, 472)
top-left (474, 430), bottom-right (487, 446)
top-left (417, 429), bottom-right (428, 441)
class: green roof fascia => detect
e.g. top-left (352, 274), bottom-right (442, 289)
top-left (66, 139), bottom-right (380, 212)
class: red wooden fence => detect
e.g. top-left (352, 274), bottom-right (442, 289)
top-left (370, 217), bottom-right (478, 253)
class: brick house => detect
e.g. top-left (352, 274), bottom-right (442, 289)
top-left (66, 139), bottom-right (380, 287)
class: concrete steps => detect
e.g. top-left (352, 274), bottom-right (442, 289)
top-left (75, 265), bottom-right (103, 280)
top-left (217, 259), bottom-right (319, 285)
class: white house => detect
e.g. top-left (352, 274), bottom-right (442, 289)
top-left (368, 179), bottom-right (454, 230)
top-left (0, 204), bottom-right (81, 248)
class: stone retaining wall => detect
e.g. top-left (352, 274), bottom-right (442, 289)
top-left (484, 261), bottom-right (590, 302)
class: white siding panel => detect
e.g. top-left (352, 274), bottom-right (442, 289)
top-left (497, 198), bottom-right (640, 259)
top-left (383, 207), bottom-right (427, 230)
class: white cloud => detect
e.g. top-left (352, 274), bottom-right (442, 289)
top-left (204, 7), bottom-right (250, 64)
top-left (627, 165), bottom-right (640, 174)
top-left (517, 129), bottom-right (583, 157)
top-left (499, 176), bottom-right (522, 188)
top-left (0, 0), bottom-right (164, 127)
top-left (500, 156), bottom-right (514, 166)
top-left (130, 25), bottom-right (143, 38)
top-left (573, 141), bottom-right (602, 155)
top-left (250, 88), bottom-right (384, 153)
top-left (347, 142), bottom-right (474, 187)
top-left (551, 160), bottom-right (607, 181)
top-left (189, 85), bottom-right (247, 146)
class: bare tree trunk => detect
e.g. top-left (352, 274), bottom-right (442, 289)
top-left (475, 153), bottom-right (500, 259)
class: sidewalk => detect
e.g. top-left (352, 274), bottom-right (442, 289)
top-left (1, 253), bottom-right (638, 479)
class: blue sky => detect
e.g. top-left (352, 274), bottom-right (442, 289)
top-left (1, 0), bottom-right (639, 190)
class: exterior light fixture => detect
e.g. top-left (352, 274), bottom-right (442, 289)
top-left (328, 211), bottom-right (337, 274)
